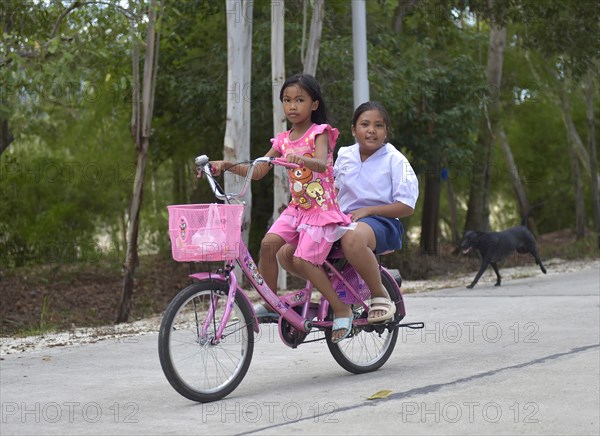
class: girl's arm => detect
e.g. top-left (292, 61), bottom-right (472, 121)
top-left (349, 202), bottom-right (414, 222)
top-left (286, 133), bottom-right (328, 173)
top-left (206, 148), bottom-right (281, 180)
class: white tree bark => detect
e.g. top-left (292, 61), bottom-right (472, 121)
top-left (271, 0), bottom-right (288, 290)
top-left (224, 0), bottom-right (253, 244)
top-left (303, 0), bottom-right (324, 76)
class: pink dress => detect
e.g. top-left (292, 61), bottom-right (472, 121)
top-left (270, 123), bottom-right (353, 264)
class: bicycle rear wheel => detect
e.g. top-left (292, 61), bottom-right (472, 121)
top-left (326, 271), bottom-right (400, 374)
top-left (158, 280), bottom-right (254, 402)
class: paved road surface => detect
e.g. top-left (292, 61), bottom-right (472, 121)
top-left (1, 266), bottom-right (599, 435)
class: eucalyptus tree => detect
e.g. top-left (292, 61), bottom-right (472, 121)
top-left (271, 0), bottom-right (287, 289)
top-left (516, 0), bottom-right (599, 241)
top-left (223, 0), bottom-right (253, 250)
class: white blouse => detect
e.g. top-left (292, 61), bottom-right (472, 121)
top-left (334, 143), bottom-right (419, 214)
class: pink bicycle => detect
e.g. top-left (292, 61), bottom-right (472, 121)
top-left (158, 155), bottom-right (423, 402)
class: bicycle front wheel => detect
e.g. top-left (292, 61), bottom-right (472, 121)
top-left (326, 271), bottom-right (400, 374)
top-left (158, 280), bottom-right (254, 402)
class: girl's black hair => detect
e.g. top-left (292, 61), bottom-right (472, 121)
top-left (279, 74), bottom-right (328, 124)
top-left (352, 101), bottom-right (391, 131)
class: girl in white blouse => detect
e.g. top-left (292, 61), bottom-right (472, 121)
top-left (334, 101), bottom-right (419, 325)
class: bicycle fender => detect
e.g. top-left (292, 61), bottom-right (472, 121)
top-left (189, 272), bottom-right (260, 333)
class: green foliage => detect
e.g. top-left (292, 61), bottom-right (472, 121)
top-left (1, 0), bottom-right (598, 272)
top-left (514, 0), bottom-right (600, 78)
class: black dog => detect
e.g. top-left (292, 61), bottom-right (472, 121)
top-left (460, 226), bottom-right (547, 289)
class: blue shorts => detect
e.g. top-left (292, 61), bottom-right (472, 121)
top-left (358, 216), bottom-right (404, 254)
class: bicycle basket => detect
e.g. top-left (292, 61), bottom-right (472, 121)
top-left (167, 203), bottom-right (244, 262)
top-left (331, 263), bottom-right (371, 304)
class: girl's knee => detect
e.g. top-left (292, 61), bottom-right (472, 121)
top-left (341, 232), bottom-right (362, 251)
top-left (276, 245), bottom-right (295, 266)
top-left (260, 235), bottom-right (283, 259)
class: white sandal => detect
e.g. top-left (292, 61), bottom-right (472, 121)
top-left (367, 297), bottom-right (396, 323)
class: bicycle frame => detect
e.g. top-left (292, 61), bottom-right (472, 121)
top-left (190, 154), bottom-right (408, 344)
top-left (189, 238), bottom-right (408, 344)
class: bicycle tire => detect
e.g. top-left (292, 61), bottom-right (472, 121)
top-left (326, 270), bottom-right (400, 374)
top-left (158, 280), bottom-right (255, 402)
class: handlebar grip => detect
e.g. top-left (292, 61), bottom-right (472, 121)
top-left (271, 157), bottom-right (302, 169)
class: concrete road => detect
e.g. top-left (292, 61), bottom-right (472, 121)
top-left (1, 266), bottom-right (599, 435)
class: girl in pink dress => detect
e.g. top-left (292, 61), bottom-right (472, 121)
top-left (207, 74), bottom-right (354, 341)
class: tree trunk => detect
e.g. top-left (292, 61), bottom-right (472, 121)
top-left (559, 85), bottom-right (587, 239)
top-left (117, 0), bottom-right (160, 323)
top-left (497, 126), bottom-right (537, 234)
top-left (0, 120), bottom-right (13, 156)
top-left (392, 0), bottom-right (418, 33)
top-left (567, 138), bottom-right (586, 239)
top-left (420, 162), bottom-right (441, 255)
top-left (584, 71), bottom-right (600, 249)
top-left (223, 0), bottom-right (253, 254)
top-left (1, 5), bottom-right (14, 156)
top-left (302, 0), bottom-right (324, 77)
top-left (464, 24), bottom-right (506, 232)
top-left (271, 0), bottom-right (288, 290)
top-left (172, 155), bottom-right (186, 205)
top-left (525, 53), bottom-right (591, 240)
top-left (444, 168), bottom-right (460, 244)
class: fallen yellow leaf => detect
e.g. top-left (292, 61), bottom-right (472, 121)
top-left (367, 389), bottom-right (392, 400)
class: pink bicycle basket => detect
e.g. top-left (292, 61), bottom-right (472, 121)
top-left (331, 263), bottom-right (371, 304)
top-left (167, 203), bottom-right (244, 262)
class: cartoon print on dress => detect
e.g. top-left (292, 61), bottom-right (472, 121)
top-left (288, 153), bottom-right (313, 198)
top-left (297, 196), bottom-right (312, 210)
top-left (305, 179), bottom-right (326, 207)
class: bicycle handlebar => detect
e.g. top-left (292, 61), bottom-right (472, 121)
top-left (195, 155), bottom-right (300, 201)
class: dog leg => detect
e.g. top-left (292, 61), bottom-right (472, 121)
top-left (528, 247), bottom-right (547, 274)
top-left (534, 254), bottom-right (547, 274)
top-left (491, 262), bottom-right (501, 286)
top-left (467, 261), bottom-right (489, 289)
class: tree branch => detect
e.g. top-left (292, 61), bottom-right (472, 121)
top-left (11, 0), bottom-right (140, 61)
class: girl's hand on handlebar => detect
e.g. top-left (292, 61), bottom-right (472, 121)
top-left (206, 160), bottom-right (226, 177)
top-left (285, 153), bottom-right (306, 166)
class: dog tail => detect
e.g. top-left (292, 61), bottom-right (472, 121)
top-left (521, 202), bottom-right (545, 228)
